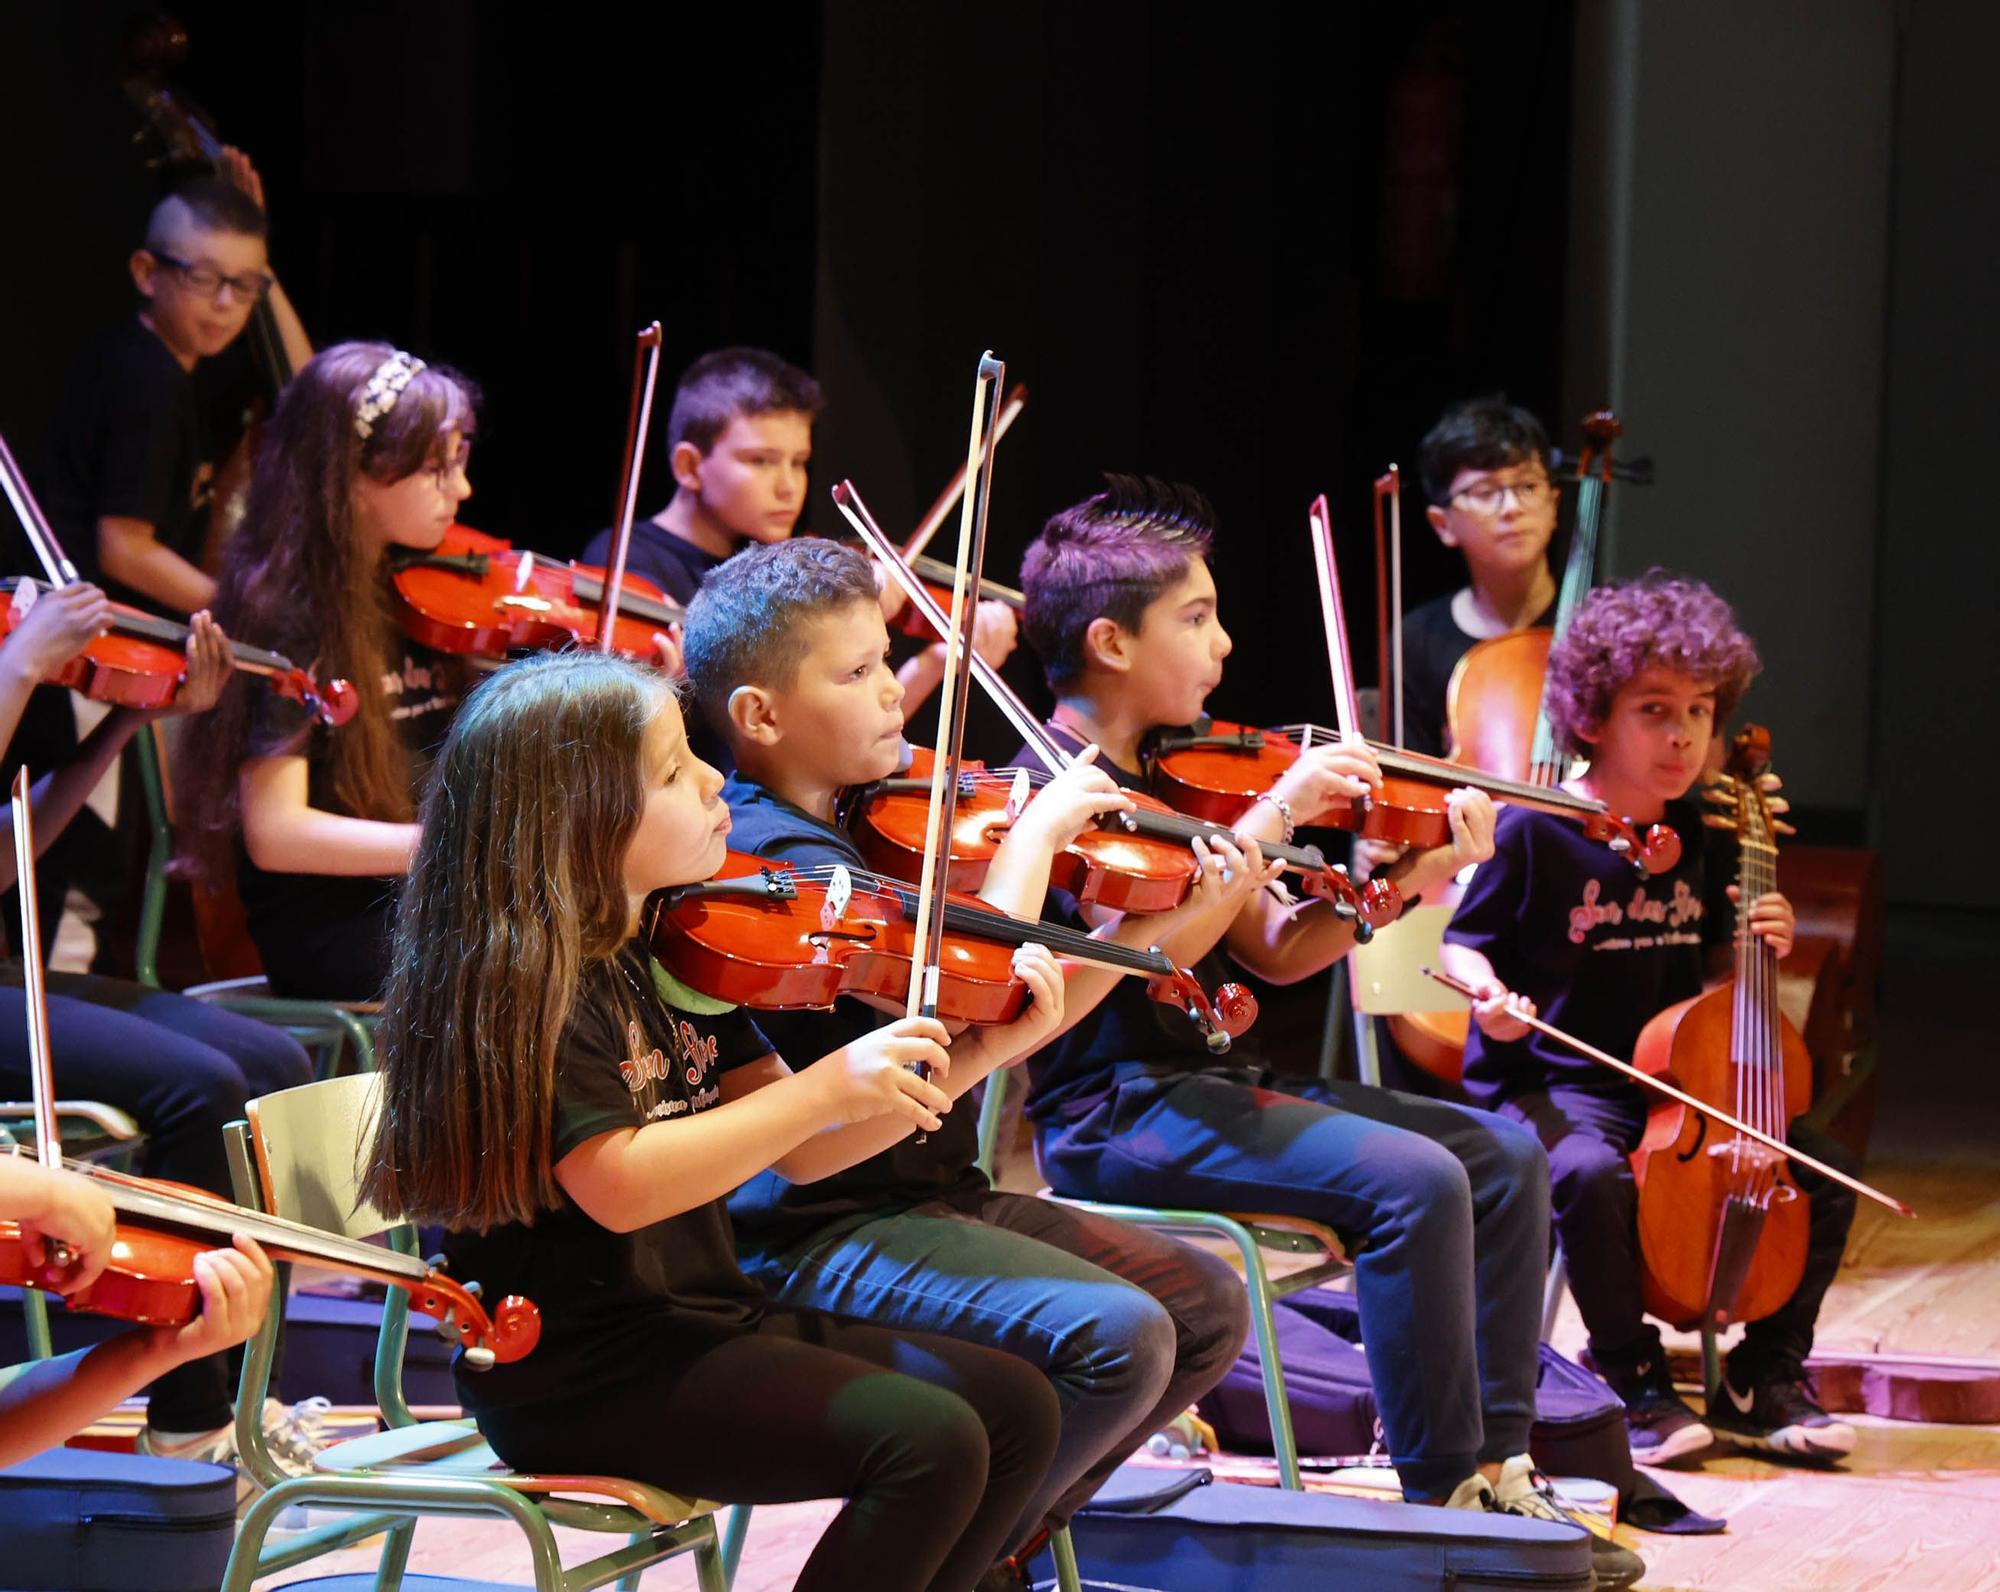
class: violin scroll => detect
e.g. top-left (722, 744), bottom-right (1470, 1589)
top-left (1146, 967), bottom-right (1258, 1054)
top-left (273, 669), bottom-right (359, 728)
top-left (1583, 812), bottom-right (1682, 876)
top-left (1291, 855), bottom-right (1402, 940)
top-left (412, 1267), bottom-right (542, 1369)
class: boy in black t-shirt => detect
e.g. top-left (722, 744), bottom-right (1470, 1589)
top-left (1442, 574), bottom-right (1860, 1468)
top-left (682, 537), bottom-right (1254, 1567)
top-left (1012, 475), bottom-right (1647, 1589)
top-left (42, 157), bottom-right (311, 618)
top-left (1394, 398), bottom-right (1560, 760)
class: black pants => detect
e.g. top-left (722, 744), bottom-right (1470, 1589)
top-left (1039, 1066), bottom-right (1550, 1501)
top-left (1506, 1085), bottom-right (1859, 1378)
top-left (475, 1309), bottom-right (1062, 1592)
top-left (0, 968), bottom-right (314, 1430)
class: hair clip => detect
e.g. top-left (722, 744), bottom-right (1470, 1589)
top-left (354, 350), bottom-right (427, 441)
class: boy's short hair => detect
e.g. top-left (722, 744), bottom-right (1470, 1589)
top-left (1020, 474), bottom-right (1216, 692)
top-left (682, 538), bottom-right (879, 732)
top-left (667, 347), bottom-right (824, 455)
top-left (1417, 397), bottom-right (1552, 506)
top-left (1545, 572), bottom-right (1762, 754)
top-left (145, 176), bottom-right (268, 246)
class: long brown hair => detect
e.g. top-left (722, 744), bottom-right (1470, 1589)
top-left (180, 340), bottom-right (477, 882)
top-left (361, 650), bottom-right (671, 1231)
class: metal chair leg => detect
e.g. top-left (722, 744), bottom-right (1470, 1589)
top-left (1226, 1218), bottom-right (1302, 1489)
top-left (721, 1502), bottom-right (753, 1585)
top-left (1541, 1245), bottom-right (1569, 1341)
top-left (1050, 1523), bottom-right (1083, 1592)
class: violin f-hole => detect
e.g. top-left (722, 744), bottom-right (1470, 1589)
top-left (1677, 1114), bottom-right (1710, 1163)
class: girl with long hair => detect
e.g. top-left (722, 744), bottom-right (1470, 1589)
top-left (361, 650), bottom-right (1065, 1592)
top-left (180, 341), bottom-right (476, 999)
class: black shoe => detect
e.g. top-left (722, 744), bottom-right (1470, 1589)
top-left (1601, 1353), bottom-right (1714, 1467)
top-left (1706, 1366), bottom-right (1855, 1463)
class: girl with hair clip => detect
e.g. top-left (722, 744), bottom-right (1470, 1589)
top-left (361, 649), bottom-right (1066, 1592)
top-left (179, 342), bottom-right (477, 1001)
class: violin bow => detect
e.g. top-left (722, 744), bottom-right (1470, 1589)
top-left (902, 354), bottom-right (1006, 1133)
top-left (900, 383), bottom-right (1028, 565)
top-left (0, 431), bottom-right (83, 588)
top-left (1371, 466), bottom-right (1404, 749)
top-left (1307, 494), bottom-right (1366, 745)
top-left (599, 321), bottom-right (665, 654)
top-left (835, 478), bottom-right (1060, 775)
top-left (11, 770), bottom-right (66, 1209)
top-left (1421, 966), bottom-right (1913, 1218)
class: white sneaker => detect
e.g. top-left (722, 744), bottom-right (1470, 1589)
top-left (136, 1420), bottom-right (255, 1507)
top-left (260, 1395), bottom-right (334, 1476)
top-left (1492, 1455), bottom-right (1646, 1591)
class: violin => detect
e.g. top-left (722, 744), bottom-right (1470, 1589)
top-left (0, 768), bottom-right (535, 1368)
top-left (389, 524), bottom-right (683, 663)
top-left (834, 480), bottom-right (1403, 937)
top-left (884, 385), bottom-right (1029, 641)
top-left (0, 434), bottom-right (354, 728)
top-left (391, 323), bottom-right (677, 667)
top-left (646, 851), bottom-right (1256, 1052)
top-left (1149, 719), bottom-right (1677, 870)
top-left (1145, 495), bottom-right (1679, 870)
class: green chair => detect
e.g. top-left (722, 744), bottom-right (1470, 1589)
top-left (975, 1076), bottom-right (1353, 1491)
top-left (130, 726), bottom-right (378, 1075)
top-left (218, 1071), bottom-right (728, 1592)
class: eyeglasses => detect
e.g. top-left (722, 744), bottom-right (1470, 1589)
top-left (1449, 477), bottom-right (1553, 516)
top-left (148, 251), bottom-right (275, 306)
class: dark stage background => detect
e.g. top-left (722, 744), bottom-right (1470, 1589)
top-left (3, 2), bottom-right (1992, 912)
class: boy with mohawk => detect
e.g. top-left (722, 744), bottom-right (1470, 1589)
top-left (1013, 474), bottom-right (1644, 1589)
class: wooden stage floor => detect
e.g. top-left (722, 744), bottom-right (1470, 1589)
top-left (253, 910), bottom-right (2000, 1591)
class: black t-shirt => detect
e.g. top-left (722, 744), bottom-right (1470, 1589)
top-left (1014, 726), bottom-right (1258, 1126)
top-left (719, 774), bottom-right (987, 1256)
top-left (1442, 799), bottom-right (1733, 1111)
top-left (1397, 592), bottom-right (1556, 759)
top-left (445, 945), bottom-right (773, 1411)
top-left (579, 519), bottom-right (720, 607)
top-left (37, 318), bottom-right (212, 615)
top-left (234, 623), bottom-right (464, 975)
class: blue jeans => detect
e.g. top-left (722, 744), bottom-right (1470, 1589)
top-left (737, 1184), bottom-right (1249, 1545)
top-left (1038, 1065), bottom-right (1550, 1500)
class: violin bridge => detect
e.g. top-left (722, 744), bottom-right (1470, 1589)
top-left (821, 865), bottom-right (854, 932)
top-left (1004, 768), bottom-right (1030, 822)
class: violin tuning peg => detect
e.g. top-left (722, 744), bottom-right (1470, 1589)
top-left (1703, 785), bottom-right (1735, 804)
top-left (1702, 814), bottom-right (1737, 831)
top-left (1774, 820), bottom-right (1799, 836)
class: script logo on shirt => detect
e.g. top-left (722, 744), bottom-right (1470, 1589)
top-left (381, 655), bottom-right (455, 723)
top-left (1568, 877), bottom-right (1705, 950)
top-left (618, 1018), bottom-right (722, 1120)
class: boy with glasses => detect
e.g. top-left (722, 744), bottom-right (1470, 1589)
top-left (1397, 398), bottom-right (1561, 760)
top-left (41, 158), bottom-right (310, 618)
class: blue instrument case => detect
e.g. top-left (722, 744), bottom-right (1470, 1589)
top-left (0, 1446), bottom-right (237, 1592)
top-left (1040, 1463), bottom-right (1595, 1592)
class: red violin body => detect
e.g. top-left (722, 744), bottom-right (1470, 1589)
top-left (391, 525), bottom-right (683, 663)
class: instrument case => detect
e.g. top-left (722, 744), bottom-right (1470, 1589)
top-left (0, 1446), bottom-right (236, 1591)
top-left (1039, 1463), bottom-right (1593, 1592)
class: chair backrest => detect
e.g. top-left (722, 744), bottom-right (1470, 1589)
top-left (244, 1072), bottom-right (393, 1241)
top-left (1348, 903), bottom-right (1469, 1017)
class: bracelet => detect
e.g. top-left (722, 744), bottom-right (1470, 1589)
top-left (1252, 793), bottom-right (1295, 845)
